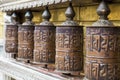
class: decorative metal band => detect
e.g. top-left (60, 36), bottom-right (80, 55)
top-left (18, 25), bottom-right (34, 60)
top-left (55, 26), bottom-right (83, 73)
top-left (5, 25), bottom-right (18, 53)
top-left (34, 26), bottom-right (55, 63)
top-left (85, 27), bottom-right (120, 80)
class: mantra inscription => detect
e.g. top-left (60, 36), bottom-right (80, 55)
top-left (5, 25), bottom-right (18, 53)
top-left (34, 26), bottom-right (55, 63)
top-left (18, 25), bottom-right (34, 60)
top-left (55, 27), bottom-right (83, 72)
top-left (85, 27), bottom-right (120, 80)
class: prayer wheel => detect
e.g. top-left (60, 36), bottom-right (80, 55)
top-left (34, 6), bottom-right (55, 66)
top-left (18, 11), bottom-right (34, 61)
top-left (85, 0), bottom-right (120, 80)
top-left (55, 2), bottom-right (83, 73)
top-left (5, 12), bottom-right (18, 57)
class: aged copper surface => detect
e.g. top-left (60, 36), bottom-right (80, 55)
top-left (18, 11), bottom-right (34, 61)
top-left (5, 25), bottom-right (18, 53)
top-left (85, 27), bottom-right (120, 80)
top-left (56, 27), bottom-right (83, 73)
top-left (34, 26), bottom-right (55, 64)
top-left (55, 2), bottom-right (83, 73)
top-left (5, 12), bottom-right (18, 54)
top-left (34, 7), bottom-right (55, 64)
top-left (85, 0), bottom-right (120, 80)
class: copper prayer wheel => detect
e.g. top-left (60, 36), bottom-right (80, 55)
top-left (18, 11), bottom-right (34, 61)
top-left (85, 27), bottom-right (120, 80)
top-left (55, 2), bottom-right (83, 73)
top-left (85, 0), bottom-right (120, 80)
top-left (5, 12), bottom-right (18, 55)
top-left (34, 7), bottom-right (55, 65)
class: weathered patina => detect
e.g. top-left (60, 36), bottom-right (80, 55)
top-left (5, 12), bottom-right (18, 58)
top-left (18, 11), bottom-right (34, 62)
top-left (85, 0), bottom-right (120, 80)
top-left (34, 6), bottom-right (55, 67)
top-left (55, 2), bottom-right (83, 74)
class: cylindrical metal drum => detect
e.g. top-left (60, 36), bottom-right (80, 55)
top-left (5, 25), bottom-right (18, 53)
top-left (55, 2), bottom-right (83, 73)
top-left (56, 26), bottom-right (83, 73)
top-left (34, 26), bottom-right (55, 63)
top-left (5, 12), bottom-right (18, 58)
top-left (85, 0), bottom-right (120, 80)
top-left (18, 11), bottom-right (34, 61)
top-left (18, 25), bottom-right (34, 60)
top-left (34, 7), bottom-right (55, 65)
top-left (85, 27), bottom-right (120, 80)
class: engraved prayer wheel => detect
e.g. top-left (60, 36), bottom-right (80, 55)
top-left (18, 11), bottom-right (34, 61)
top-left (85, 0), bottom-right (120, 80)
top-left (55, 2), bottom-right (83, 73)
top-left (5, 12), bottom-right (18, 55)
top-left (34, 6), bottom-right (55, 65)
